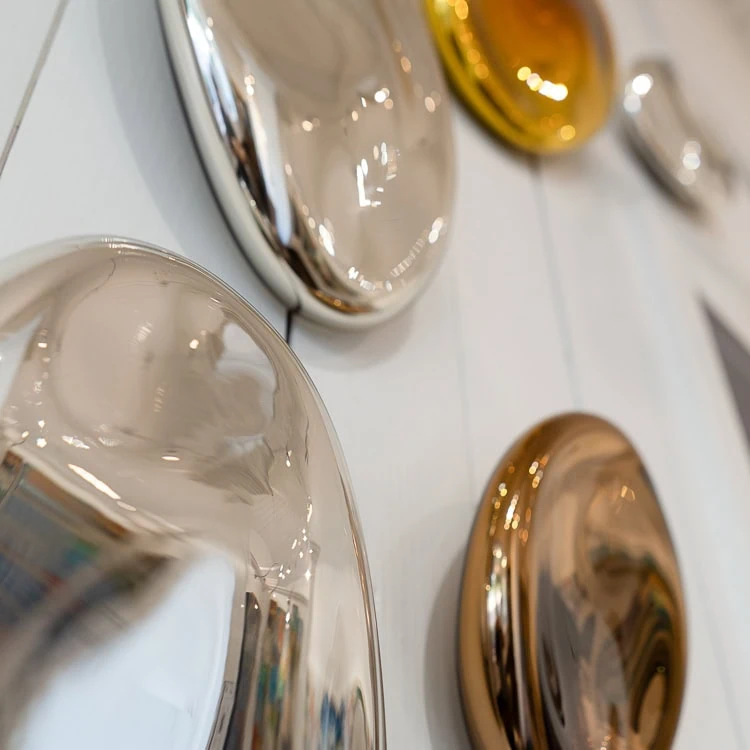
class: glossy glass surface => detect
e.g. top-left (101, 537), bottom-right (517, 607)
top-left (159, 0), bottom-right (454, 329)
top-left (460, 414), bottom-right (686, 749)
top-left (622, 59), bottom-right (734, 212)
top-left (0, 238), bottom-right (384, 748)
top-left (425, 0), bottom-right (615, 153)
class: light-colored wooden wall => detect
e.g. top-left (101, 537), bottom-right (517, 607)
top-left (1, 1), bottom-right (748, 746)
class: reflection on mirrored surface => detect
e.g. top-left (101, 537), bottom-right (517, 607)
top-left (0, 237), bottom-right (384, 749)
top-left (158, 0), bottom-right (454, 329)
top-left (622, 59), bottom-right (734, 212)
top-left (425, 0), bottom-right (615, 153)
top-left (460, 414), bottom-right (686, 749)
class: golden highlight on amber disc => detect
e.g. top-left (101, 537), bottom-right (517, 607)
top-left (425, 0), bottom-right (616, 153)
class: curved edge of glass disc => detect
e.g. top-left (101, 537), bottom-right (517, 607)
top-left (0, 236), bottom-right (386, 748)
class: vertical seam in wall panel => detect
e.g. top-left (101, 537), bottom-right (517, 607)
top-left (528, 157), bottom-right (583, 409)
top-left (0, 0), bottom-right (69, 179)
top-left (450, 265), bottom-right (480, 500)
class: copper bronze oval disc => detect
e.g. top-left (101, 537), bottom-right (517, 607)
top-left (459, 413), bottom-right (686, 749)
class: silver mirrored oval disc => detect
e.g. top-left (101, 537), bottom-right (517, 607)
top-left (0, 237), bottom-right (385, 749)
top-left (158, 0), bottom-right (455, 329)
top-left (622, 59), bottom-right (734, 212)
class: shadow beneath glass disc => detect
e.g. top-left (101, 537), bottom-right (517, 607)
top-left (378, 501), bottom-right (472, 748)
top-left (424, 547), bottom-right (472, 750)
top-left (292, 303), bottom-right (415, 368)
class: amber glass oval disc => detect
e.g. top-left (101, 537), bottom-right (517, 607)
top-left (425, 0), bottom-right (616, 153)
